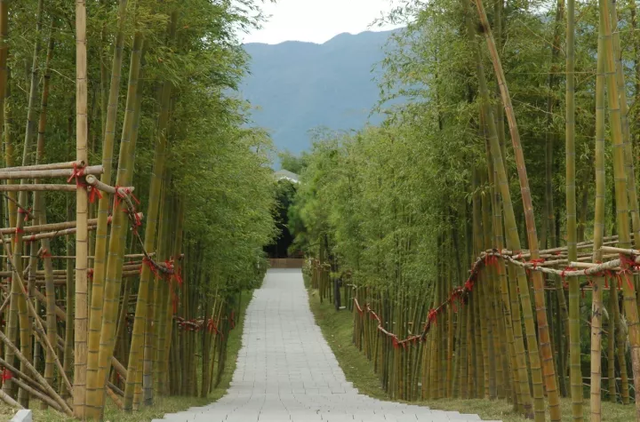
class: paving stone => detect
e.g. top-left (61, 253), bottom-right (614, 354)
top-left (153, 269), bottom-right (497, 422)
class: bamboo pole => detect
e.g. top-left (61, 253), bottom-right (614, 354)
top-left (0, 390), bottom-right (22, 409)
top-left (0, 165), bottom-right (102, 181)
top-left (87, 2), bottom-right (129, 403)
top-left (124, 62), bottom-right (173, 410)
top-left (565, 0), bottom-right (583, 415)
top-left (2, 244), bottom-right (72, 393)
top-left (12, 378), bottom-right (62, 412)
top-left (609, 0), bottom-right (640, 251)
top-left (0, 217), bottom-right (100, 235)
top-left (463, 1), bottom-right (533, 416)
top-left (33, 25), bottom-right (58, 403)
top-left (589, 16), bottom-right (606, 420)
top-left (0, 329), bottom-right (72, 415)
top-left (63, 205), bottom-right (74, 398)
top-left (89, 32), bottom-right (145, 419)
top-left (599, 0), bottom-right (640, 416)
top-left (74, 0), bottom-right (89, 417)
top-left (1, 161), bottom-right (83, 172)
top-left (0, 184), bottom-right (76, 192)
top-left (472, 2), bottom-right (561, 417)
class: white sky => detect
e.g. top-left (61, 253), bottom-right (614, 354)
top-left (242, 0), bottom-right (404, 45)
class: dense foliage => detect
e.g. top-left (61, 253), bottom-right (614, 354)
top-left (294, 0), bottom-right (640, 419)
top-left (0, 0), bottom-right (277, 419)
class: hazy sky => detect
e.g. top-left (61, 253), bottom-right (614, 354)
top-left (242, 0), bottom-right (403, 45)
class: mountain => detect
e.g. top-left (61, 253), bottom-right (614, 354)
top-left (239, 29), bottom-right (400, 154)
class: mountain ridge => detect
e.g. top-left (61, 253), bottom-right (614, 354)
top-left (239, 29), bottom-right (401, 154)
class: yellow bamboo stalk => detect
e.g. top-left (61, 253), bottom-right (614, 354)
top-left (87, 0), bottom-right (128, 405)
top-left (88, 32), bottom-right (145, 420)
top-left (74, 0), bottom-right (89, 417)
top-left (473, 0), bottom-right (560, 418)
top-left (589, 13), bottom-right (606, 420)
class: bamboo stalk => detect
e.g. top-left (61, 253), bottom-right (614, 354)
top-left (0, 389), bottom-right (22, 409)
top-left (0, 184), bottom-right (76, 192)
top-left (589, 16), bottom-right (606, 420)
top-left (473, 1), bottom-right (560, 418)
top-left (0, 165), bottom-right (102, 181)
top-left (463, 1), bottom-right (534, 415)
top-left (0, 218), bottom-right (99, 235)
top-left (565, 0), bottom-right (583, 415)
top-left (12, 378), bottom-right (62, 412)
top-left (74, 0), bottom-right (89, 417)
top-left (3, 244), bottom-right (72, 392)
top-left (126, 27), bottom-right (175, 404)
top-left (63, 204), bottom-right (74, 398)
top-left (1, 161), bottom-right (83, 172)
top-left (0, 357), bottom-right (45, 396)
top-left (609, 0), bottom-right (640, 251)
top-left (87, 1), bottom-right (128, 407)
top-left (600, 0), bottom-right (640, 415)
top-left (90, 32), bottom-right (145, 419)
top-left (34, 24), bottom-right (58, 400)
top-left (0, 329), bottom-right (72, 415)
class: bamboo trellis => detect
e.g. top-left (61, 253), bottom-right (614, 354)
top-left (310, 235), bottom-right (640, 418)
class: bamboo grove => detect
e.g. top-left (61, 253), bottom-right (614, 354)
top-left (0, 0), bottom-right (276, 420)
top-left (291, 0), bottom-right (640, 420)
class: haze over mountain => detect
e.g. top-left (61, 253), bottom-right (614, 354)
top-left (239, 29), bottom-right (399, 154)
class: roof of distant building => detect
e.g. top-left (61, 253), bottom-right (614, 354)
top-left (274, 169), bottom-right (300, 184)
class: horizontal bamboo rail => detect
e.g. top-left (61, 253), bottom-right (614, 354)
top-left (330, 243), bottom-right (640, 348)
top-left (0, 184), bottom-right (77, 192)
top-left (1, 160), bottom-right (84, 172)
top-left (0, 164), bottom-right (103, 180)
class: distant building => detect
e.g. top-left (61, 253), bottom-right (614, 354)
top-left (273, 169), bottom-right (300, 184)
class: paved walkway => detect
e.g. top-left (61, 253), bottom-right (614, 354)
top-left (153, 269), bottom-right (498, 422)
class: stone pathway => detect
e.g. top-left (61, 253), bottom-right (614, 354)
top-left (153, 269), bottom-right (500, 422)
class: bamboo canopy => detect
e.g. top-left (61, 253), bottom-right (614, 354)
top-left (0, 0), bottom-right (276, 419)
top-left (294, 0), bottom-right (640, 418)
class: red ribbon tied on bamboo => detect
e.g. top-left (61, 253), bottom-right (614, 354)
top-left (618, 254), bottom-right (637, 290)
top-left (89, 186), bottom-right (103, 204)
top-left (142, 256), bottom-right (160, 278)
top-left (427, 308), bottom-right (438, 326)
top-left (67, 163), bottom-right (85, 187)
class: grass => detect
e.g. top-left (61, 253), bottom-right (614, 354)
top-left (0, 290), bottom-right (253, 422)
top-left (308, 287), bottom-right (635, 422)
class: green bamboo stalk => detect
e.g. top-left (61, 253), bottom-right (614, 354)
top-left (489, 138), bottom-right (520, 406)
top-left (62, 160), bottom-right (75, 399)
top-left (87, 33), bottom-right (145, 420)
top-left (458, 296), bottom-right (468, 399)
top-left (600, 0), bottom-right (640, 415)
top-left (145, 190), bottom-right (167, 405)
top-left (124, 72), bottom-right (173, 413)
top-left (13, 0), bottom-right (45, 406)
top-left (565, 0), bottom-right (582, 416)
top-left (86, 0), bottom-right (128, 404)
top-left (589, 17), bottom-right (606, 420)
top-left (609, 0), bottom-right (640, 251)
top-left (480, 175), bottom-right (497, 399)
top-left (544, 0), bottom-right (563, 251)
top-left (612, 287), bottom-right (629, 403)
top-left (0, 0), bottom-right (8, 151)
top-left (486, 141), bottom-right (511, 401)
top-left (607, 288), bottom-right (616, 403)
top-left (466, 295), bottom-right (476, 398)
top-left (34, 26), bottom-right (56, 398)
top-left (472, 0), bottom-right (560, 418)
top-left (160, 199), bottom-right (183, 394)
top-left (463, 1), bottom-right (533, 414)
